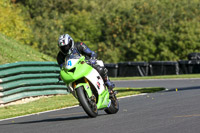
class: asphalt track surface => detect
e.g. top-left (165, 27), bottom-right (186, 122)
top-left (0, 79), bottom-right (200, 133)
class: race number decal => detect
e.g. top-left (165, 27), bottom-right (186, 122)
top-left (68, 60), bottom-right (72, 66)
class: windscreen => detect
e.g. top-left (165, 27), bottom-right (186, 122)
top-left (68, 54), bottom-right (81, 59)
top-left (64, 53), bottom-right (81, 69)
top-left (66, 48), bottom-right (81, 60)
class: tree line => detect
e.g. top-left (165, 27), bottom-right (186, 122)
top-left (1, 0), bottom-right (200, 63)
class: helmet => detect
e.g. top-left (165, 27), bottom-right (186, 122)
top-left (58, 34), bottom-right (74, 55)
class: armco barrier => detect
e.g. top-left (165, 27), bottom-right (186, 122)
top-left (0, 62), bottom-right (68, 104)
top-left (106, 60), bottom-right (200, 77)
top-left (149, 61), bottom-right (179, 76)
top-left (118, 62), bottom-right (149, 77)
top-left (104, 64), bottom-right (118, 77)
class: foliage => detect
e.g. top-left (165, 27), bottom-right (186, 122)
top-left (7, 0), bottom-right (200, 62)
top-left (0, 0), bottom-right (32, 45)
top-left (98, 0), bottom-right (200, 62)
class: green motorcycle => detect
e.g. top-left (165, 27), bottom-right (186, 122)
top-left (60, 54), bottom-right (119, 117)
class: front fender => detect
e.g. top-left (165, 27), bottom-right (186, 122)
top-left (75, 83), bottom-right (92, 98)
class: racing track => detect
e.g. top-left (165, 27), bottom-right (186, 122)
top-left (0, 79), bottom-right (200, 133)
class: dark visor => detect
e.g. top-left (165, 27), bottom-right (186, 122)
top-left (60, 40), bottom-right (72, 53)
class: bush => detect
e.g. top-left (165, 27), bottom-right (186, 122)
top-left (0, 0), bottom-right (32, 45)
top-left (14, 0), bottom-right (200, 62)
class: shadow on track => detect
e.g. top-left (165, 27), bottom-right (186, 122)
top-left (0, 115), bottom-right (89, 126)
top-left (166, 86), bottom-right (200, 92)
top-left (0, 114), bottom-right (107, 126)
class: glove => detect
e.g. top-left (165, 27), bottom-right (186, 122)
top-left (89, 58), bottom-right (96, 65)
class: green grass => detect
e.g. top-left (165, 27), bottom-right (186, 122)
top-left (0, 87), bottom-right (165, 120)
top-left (0, 34), bottom-right (55, 65)
top-left (110, 74), bottom-right (200, 80)
top-left (0, 94), bottom-right (79, 120)
top-left (115, 87), bottom-right (165, 97)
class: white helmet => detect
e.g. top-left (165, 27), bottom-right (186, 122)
top-left (58, 34), bottom-right (74, 55)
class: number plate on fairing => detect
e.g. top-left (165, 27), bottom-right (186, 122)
top-left (65, 59), bottom-right (79, 69)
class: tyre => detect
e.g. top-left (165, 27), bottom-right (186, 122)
top-left (76, 86), bottom-right (98, 118)
top-left (105, 95), bottom-right (119, 114)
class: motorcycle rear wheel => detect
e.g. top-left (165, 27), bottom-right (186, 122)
top-left (76, 86), bottom-right (98, 118)
top-left (104, 95), bottom-right (119, 114)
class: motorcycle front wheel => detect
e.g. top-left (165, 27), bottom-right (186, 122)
top-left (76, 86), bottom-right (98, 118)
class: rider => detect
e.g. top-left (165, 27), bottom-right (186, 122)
top-left (57, 34), bottom-right (115, 93)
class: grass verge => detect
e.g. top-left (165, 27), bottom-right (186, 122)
top-left (0, 87), bottom-right (165, 120)
top-left (110, 74), bottom-right (200, 80)
top-left (115, 87), bottom-right (165, 97)
top-left (0, 34), bottom-right (55, 65)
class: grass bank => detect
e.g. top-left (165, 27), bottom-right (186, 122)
top-left (110, 74), bottom-right (200, 81)
top-left (0, 87), bottom-right (165, 120)
top-left (0, 34), bottom-right (54, 65)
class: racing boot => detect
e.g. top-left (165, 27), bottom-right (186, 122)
top-left (104, 76), bottom-right (115, 94)
top-left (101, 68), bottom-right (116, 95)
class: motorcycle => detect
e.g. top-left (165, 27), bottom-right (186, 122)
top-left (60, 53), bottom-right (119, 117)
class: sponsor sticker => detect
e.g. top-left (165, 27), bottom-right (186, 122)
top-left (107, 100), bottom-right (111, 108)
top-left (97, 81), bottom-right (100, 89)
top-left (86, 85), bottom-right (89, 89)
